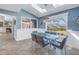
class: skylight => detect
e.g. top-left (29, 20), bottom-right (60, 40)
top-left (53, 4), bottom-right (64, 8)
top-left (31, 4), bottom-right (47, 13)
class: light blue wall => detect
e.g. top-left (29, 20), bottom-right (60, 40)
top-left (20, 9), bottom-right (38, 19)
top-left (38, 7), bottom-right (79, 31)
top-left (68, 7), bottom-right (79, 31)
top-left (16, 12), bottom-right (21, 29)
top-left (0, 9), bottom-right (17, 16)
top-left (0, 8), bottom-right (39, 29)
top-left (16, 9), bottom-right (39, 29)
top-left (1, 7), bottom-right (79, 31)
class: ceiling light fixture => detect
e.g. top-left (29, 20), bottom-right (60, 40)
top-left (31, 4), bottom-right (47, 13)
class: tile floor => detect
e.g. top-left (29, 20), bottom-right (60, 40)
top-left (0, 33), bottom-right (79, 55)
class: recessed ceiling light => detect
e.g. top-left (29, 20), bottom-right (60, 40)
top-left (31, 4), bottom-right (47, 13)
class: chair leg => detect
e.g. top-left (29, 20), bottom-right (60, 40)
top-left (62, 45), bottom-right (66, 55)
top-left (53, 46), bottom-right (56, 55)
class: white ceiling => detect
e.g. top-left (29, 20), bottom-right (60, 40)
top-left (0, 4), bottom-right (79, 17)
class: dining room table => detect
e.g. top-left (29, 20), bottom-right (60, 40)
top-left (32, 31), bottom-right (68, 55)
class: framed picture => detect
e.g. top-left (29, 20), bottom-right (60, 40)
top-left (47, 13), bottom-right (68, 35)
top-left (21, 16), bottom-right (37, 28)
